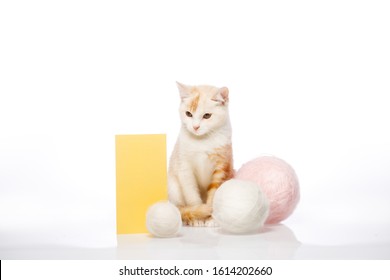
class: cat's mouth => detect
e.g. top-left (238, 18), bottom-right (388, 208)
top-left (188, 127), bottom-right (202, 136)
top-left (191, 129), bottom-right (209, 137)
top-left (193, 130), bottom-right (202, 136)
top-left (186, 125), bottom-right (208, 137)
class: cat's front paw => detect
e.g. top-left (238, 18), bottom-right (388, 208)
top-left (204, 218), bottom-right (219, 227)
top-left (185, 218), bottom-right (219, 227)
top-left (186, 219), bottom-right (206, 227)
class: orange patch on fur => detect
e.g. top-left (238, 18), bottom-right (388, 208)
top-left (207, 144), bottom-right (234, 191)
top-left (189, 94), bottom-right (200, 112)
top-left (180, 204), bottom-right (212, 224)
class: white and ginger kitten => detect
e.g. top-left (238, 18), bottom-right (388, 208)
top-left (168, 82), bottom-right (234, 226)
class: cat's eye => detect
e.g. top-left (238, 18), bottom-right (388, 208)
top-left (203, 113), bottom-right (212, 119)
top-left (185, 111), bottom-right (193, 117)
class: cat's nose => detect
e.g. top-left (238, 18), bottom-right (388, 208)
top-left (193, 125), bottom-right (200, 131)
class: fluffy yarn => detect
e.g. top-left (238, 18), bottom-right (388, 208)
top-left (212, 179), bottom-right (270, 234)
top-left (235, 156), bottom-right (300, 224)
top-left (146, 201), bottom-right (182, 238)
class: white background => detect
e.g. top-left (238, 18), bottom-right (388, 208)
top-left (1, 0), bottom-right (390, 255)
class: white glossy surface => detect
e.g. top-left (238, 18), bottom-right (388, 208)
top-left (1, 222), bottom-right (389, 260)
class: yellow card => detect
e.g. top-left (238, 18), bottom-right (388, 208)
top-left (115, 134), bottom-right (167, 234)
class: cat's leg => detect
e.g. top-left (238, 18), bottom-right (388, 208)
top-left (177, 167), bottom-right (212, 226)
top-left (203, 154), bottom-right (234, 227)
top-left (167, 173), bottom-right (185, 207)
top-left (168, 173), bottom-right (209, 226)
top-left (178, 166), bottom-right (203, 206)
top-left (202, 188), bottom-right (219, 227)
top-left (181, 165), bottom-right (230, 228)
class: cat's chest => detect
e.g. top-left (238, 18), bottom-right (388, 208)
top-left (178, 130), bottom-right (231, 188)
top-left (191, 152), bottom-right (214, 189)
top-left (182, 140), bottom-right (221, 189)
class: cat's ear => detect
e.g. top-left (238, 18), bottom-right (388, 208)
top-left (212, 87), bottom-right (229, 105)
top-left (176, 81), bottom-right (190, 100)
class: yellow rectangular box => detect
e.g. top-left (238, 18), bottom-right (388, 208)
top-left (115, 134), bottom-right (167, 234)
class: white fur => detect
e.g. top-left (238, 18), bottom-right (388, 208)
top-left (168, 84), bottom-right (232, 209)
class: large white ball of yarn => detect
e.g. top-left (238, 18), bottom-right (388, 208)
top-left (146, 201), bottom-right (182, 238)
top-left (212, 179), bottom-right (270, 234)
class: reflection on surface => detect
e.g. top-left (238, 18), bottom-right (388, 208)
top-left (2, 223), bottom-right (390, 259)
top-left (116, 224), bottom-right (301, 259)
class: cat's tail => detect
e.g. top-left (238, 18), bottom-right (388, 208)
top-left (179, 204), bottom-right (212, 225)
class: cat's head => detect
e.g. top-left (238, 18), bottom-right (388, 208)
top-left (176, 82), bottom-right (230, 137)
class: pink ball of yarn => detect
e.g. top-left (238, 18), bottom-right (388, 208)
top-left (235, 156), bottom-right (300, 224)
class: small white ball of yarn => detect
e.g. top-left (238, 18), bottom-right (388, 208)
top-left (212, 179), bottom-right (269, 234)
top-left (146, 201), bottom-right (182, 238)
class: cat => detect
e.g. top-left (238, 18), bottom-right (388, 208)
top-left (168, 82), bottom-right (234, 226)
